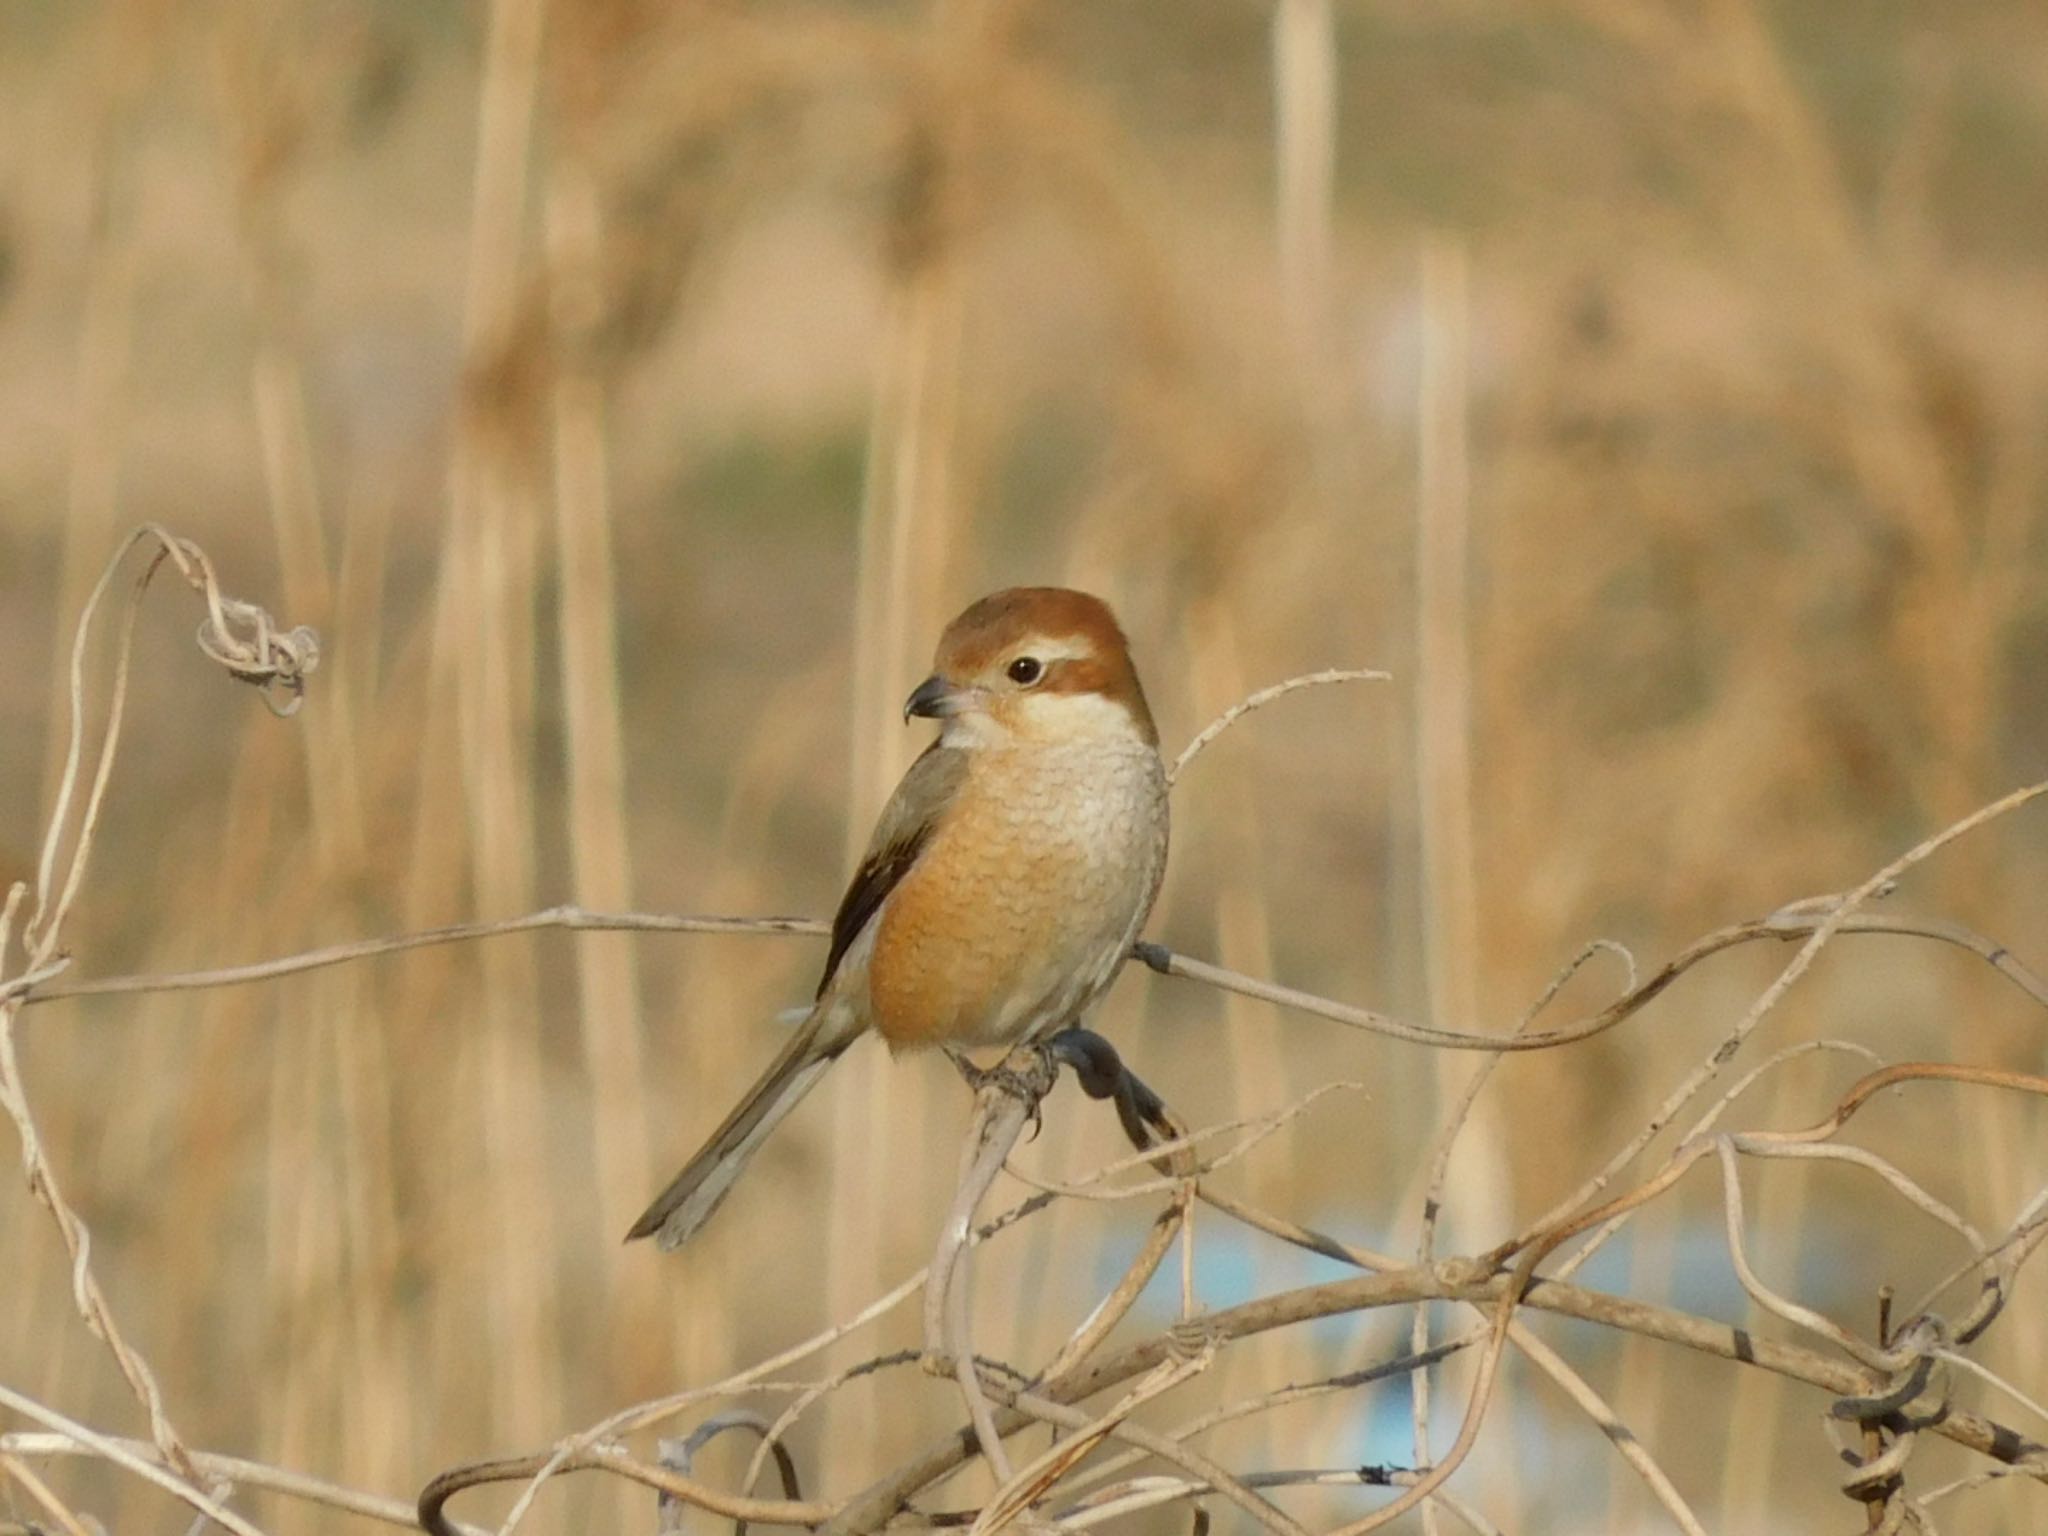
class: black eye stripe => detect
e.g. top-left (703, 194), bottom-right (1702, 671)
top-left (1007, 656), bottom-right (1043, 684)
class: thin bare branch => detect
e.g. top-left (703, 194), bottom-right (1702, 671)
top-left (2, 1428), bottom-right (488, 1536)
top-left (1134, 875), bottom-right (2048, 1056)
top-left (419, 1443), bottom-right (830, 1536)
top-left (816, 1257), bottom-right (2048, 1535)
top-left (1054, 1469), bottom-right (1502, 1536)
top-left (0, 1387), bottom-right (267, 1536)
top-left (988, 1371), bottom-right (1304, 1536)
top-left (25, 908), bottom-right (828, 1006)
top-left (1509, 782), bottom-right (2048, 1249)
top-left (1504, 1322), bottom-right (1708, 1536)
top-left (1169, 668), bottom-right (1391, 784)
top-left (0, 1452), bottom-right (96, 1536)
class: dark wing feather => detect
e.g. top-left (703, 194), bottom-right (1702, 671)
top-left (815, 741), bottom-right (968, 998)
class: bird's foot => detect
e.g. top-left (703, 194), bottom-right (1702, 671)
top-left (1042, 1026), bottom-right (1123, 1099)
top-left (947, 1031), bottom-right (1180, 1155)
top-left (1043, 1027), bottom-right (1177, 1151)
top-left (945, 1045), bottom-right (1060, 1137)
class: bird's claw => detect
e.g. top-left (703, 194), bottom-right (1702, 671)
top-left (946, 1047), bottom-right (1057, 1136)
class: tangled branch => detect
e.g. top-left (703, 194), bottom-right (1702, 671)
top-left (5, 540), bottom-right (2047, 1536)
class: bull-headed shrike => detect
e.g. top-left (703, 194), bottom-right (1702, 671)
top-left (628, 587), bottom-right (1169, 1249)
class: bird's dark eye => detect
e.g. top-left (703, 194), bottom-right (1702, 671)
top-left (1007, 656), bottom-right (1043, 685)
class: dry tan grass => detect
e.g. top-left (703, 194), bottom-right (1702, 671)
top-left (3, 1), bottom-right (2047, 1531)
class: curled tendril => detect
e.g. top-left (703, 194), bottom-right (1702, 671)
top-left (193, 596), bottom-right (320, 716)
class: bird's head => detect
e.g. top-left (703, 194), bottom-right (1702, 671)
top-left (904, 587), bottom-right (1157, 749)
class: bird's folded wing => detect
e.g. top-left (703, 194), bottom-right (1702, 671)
top-left (814, 740), bottom-right (970, 999)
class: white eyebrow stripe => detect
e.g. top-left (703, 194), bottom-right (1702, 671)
top-left (1015, 638), bottom-right (1090, 663)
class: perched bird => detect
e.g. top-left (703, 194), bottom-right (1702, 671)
top-left (628, 587), bottom-right (1170, 1249)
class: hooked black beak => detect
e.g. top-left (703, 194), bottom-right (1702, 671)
top-left (904, 674), bottom-right (957, 722)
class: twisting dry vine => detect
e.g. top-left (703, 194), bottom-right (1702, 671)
top-left (5, 535), bottom-right (2047, 1536)
top-left (2, 526), bottom-right (317, 1536)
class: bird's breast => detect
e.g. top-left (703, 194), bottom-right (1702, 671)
top-left (866, 740), bottom-right (1167, 1050)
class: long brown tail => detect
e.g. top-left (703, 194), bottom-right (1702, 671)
top-left (626, 1012), bottom-right (855, 1250)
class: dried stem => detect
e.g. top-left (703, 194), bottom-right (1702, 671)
top-left (924, 1053), bottom-right (1055, 1487)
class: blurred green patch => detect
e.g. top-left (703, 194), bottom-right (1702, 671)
top-left (675, 420), bottom-right (868, 531)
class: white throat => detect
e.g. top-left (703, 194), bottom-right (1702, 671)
top-left (941, 688), bottom-right (1144, 751)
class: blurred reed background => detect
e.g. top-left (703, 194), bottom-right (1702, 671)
top-left (2, 0), bottom-right (2046, 1531)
